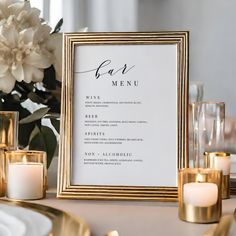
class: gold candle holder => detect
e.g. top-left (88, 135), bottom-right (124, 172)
top-left (178, 168), bottom-right (222, 223)
top-left (0, 111), bottom-right (18, 150)
top-left (5, 150), bottom-right (47, 200)
top-left (204, 152), bottom-right (231, 199)
top-left (0, 150), bottom-right (5, 197)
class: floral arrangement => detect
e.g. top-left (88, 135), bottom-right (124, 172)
top-left (0, 0), bottom-right (63, 167)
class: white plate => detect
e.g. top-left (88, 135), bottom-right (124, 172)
top-left (0, 200), bottom-right (90, 236)
top-left (0, 204), bottom-right (52, 236)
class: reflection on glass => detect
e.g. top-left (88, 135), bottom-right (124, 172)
top-left (189, 81), bottom-right (204, 104)
top-left (192, 102), bottom-right (225, 168)
top-left (0, 112), bottom-right (18, 150)
top-left (189, 81), bottom-right (204, 167)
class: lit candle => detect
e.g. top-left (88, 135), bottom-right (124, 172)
top-left (213, 156), bottom-right (231, 175)
top-left (231, 154), bottom-right (236, 175)
top-left (7, 156), bottom-right (44, 200)
top-left (204, 152), bottom-right (231, 199)
top-left (183, 173), bottom-right (218, 207)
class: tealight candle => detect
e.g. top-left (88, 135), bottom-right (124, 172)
top-left (178, 168), bottom-right (222, 223)
top-left (5, 150), bottom-right (47, 200)
top-left (183, 174), bottom-right (218, 207)
top-left (205, 152), bottom-right (231, 199)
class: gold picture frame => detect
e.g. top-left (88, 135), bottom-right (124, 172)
top-left (57, 32), bottom-right (189, 201)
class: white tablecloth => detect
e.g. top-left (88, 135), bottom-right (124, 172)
top-left (34, 192), bottom-right (236, 236)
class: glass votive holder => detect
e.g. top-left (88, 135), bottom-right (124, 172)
top-left (5, 150), bottom-right (47, 200)
top-left (0, 111), bottom-right (18, 150)
top-left (178, 168), bottom-right (222, 223)
top-left (204, 152), bottom-right (231, 199)
top-left (191, 102), bottom-right (225, 168)
top-left (0, 150), bottom-right (5, 197)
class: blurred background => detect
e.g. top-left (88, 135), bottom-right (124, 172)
top-left (30, 0), bottom-right (236, 157)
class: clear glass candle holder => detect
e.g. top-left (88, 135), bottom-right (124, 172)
top-left (189, 81), bottom-right (204, 104)
top-left (191, 102), bottom-right (225, 168)
top-left (0, 111), bottom-right (18, 150)
top-left (189, 82), bottom-right (204, 167)
top-left (0, 150), bottom-right (5, 197)
top-left (178, 168), bottom-right (222, 223)
top-left (5, 150), bottom-right (47, 200)
top-left (204, 152), bottom-right (231, 199)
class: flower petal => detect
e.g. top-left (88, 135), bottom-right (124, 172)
top-left (0, 63), bottom-right (9, 77)
top-left (0, 23), bottom-right (18, 47)
top-left (11, 62), bottom-right (24, 82)
top-left (0, 0), bottom-right (13, 19)
top-left (22, 63), bottom-right (33, 83)
top-left (78, 27), bottom-right (88, 32)
top-left (46, 33), bottom-right (62, 81)
top-left (34, 24), bottom-right (51, 44)
top-left (23, 64), bottom-right (44, 83)
top-left (0, 72), bottom-right (15, 93)
top-left (19, 28), bottom-right (34, 44)
top-left (32, 67), bottom-right (44, 82)
top-left (46, 33), bottom-right (62, 51)
top-left (24, 51), bottom-right (52, 68)
top-left (8, 2), bottom-right (25, 15)
top-left (26, 7), bottom-right (41, 26)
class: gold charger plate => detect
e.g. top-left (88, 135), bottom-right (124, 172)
top-left (0, 199), bottom-right (90, 236)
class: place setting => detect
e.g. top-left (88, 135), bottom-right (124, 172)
top-left (0, 111), bottom-right (90, 236)
top-left (0, 1), bottom-right (236, 236)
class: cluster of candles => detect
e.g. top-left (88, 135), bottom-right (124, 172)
top-left (178, 152), bottom-right (231, 223)
top-left (0, 111), bottom-right (46, 200)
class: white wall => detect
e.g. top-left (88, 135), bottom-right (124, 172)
top-left (138, 0), bottom-right (236, 117)
top-left (31, 0), bottom-right (236, 117)
top-left (62, 0), bottom-right (138, 32)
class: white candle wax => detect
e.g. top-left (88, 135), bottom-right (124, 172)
top-left (231, 154), bottom-right (236, 175)
top-left (213, 156), bottom-right (231, 175)
top-left (184, 182), bottom-right (218, 207)
top-left (7, 162), bottom-right (44, 200)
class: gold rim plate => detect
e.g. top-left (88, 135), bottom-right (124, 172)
top-left (0, 199), bottom-right (90, 236)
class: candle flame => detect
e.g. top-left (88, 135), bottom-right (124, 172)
top-left (23, 156), bottom-right (27, 164)
top-left (196, 173), bottom-right (203, 182)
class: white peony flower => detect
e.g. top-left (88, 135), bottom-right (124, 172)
top-left (0, 0), bottom-right (53, 93)
top-left (46, 27), bottom-right (88, 82)
top-left (46, 33), bottom-right (62, 82)
top-left (0, 0), bottom-right (41, 29)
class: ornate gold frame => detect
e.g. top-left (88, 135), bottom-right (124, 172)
top-left (57, 32), bottom-right (189, 201)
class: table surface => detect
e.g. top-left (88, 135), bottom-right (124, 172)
top-left (33, 191), bottom-right (236, 236)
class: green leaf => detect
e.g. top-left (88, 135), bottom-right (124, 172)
top-left (51, 89), bottom-right (61, 102)
top-left (43, 65), bottom-right (56, 90)
top-left (0, 100), bottom-right (3, 110)
top-left (19, 107), bottom-right (50, 124)
top-left (50, 118), bottom-right (60, 133)
top-left (41, 126), bottom-right (57, 167)
top-left (52, 18), bottom-right (63, 34)
top-left (28, 92), bottom-right (46, 104)
top-left (29, 125), bottom-right (41, 143)
top-left (46, 96), bottom-right (60, 113)
top-left (18, 123), bottom-right (36, 148)
top-left (29, 125), bottom-right (57, 168)
top-left (44, 113), bottom-right (60, 119)
top-left (14, 81), bottom-right (34, 96)
top-left (29, 130), bottom-right (46, 151)
top-left (11, 94), bottom-right (21, 102)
